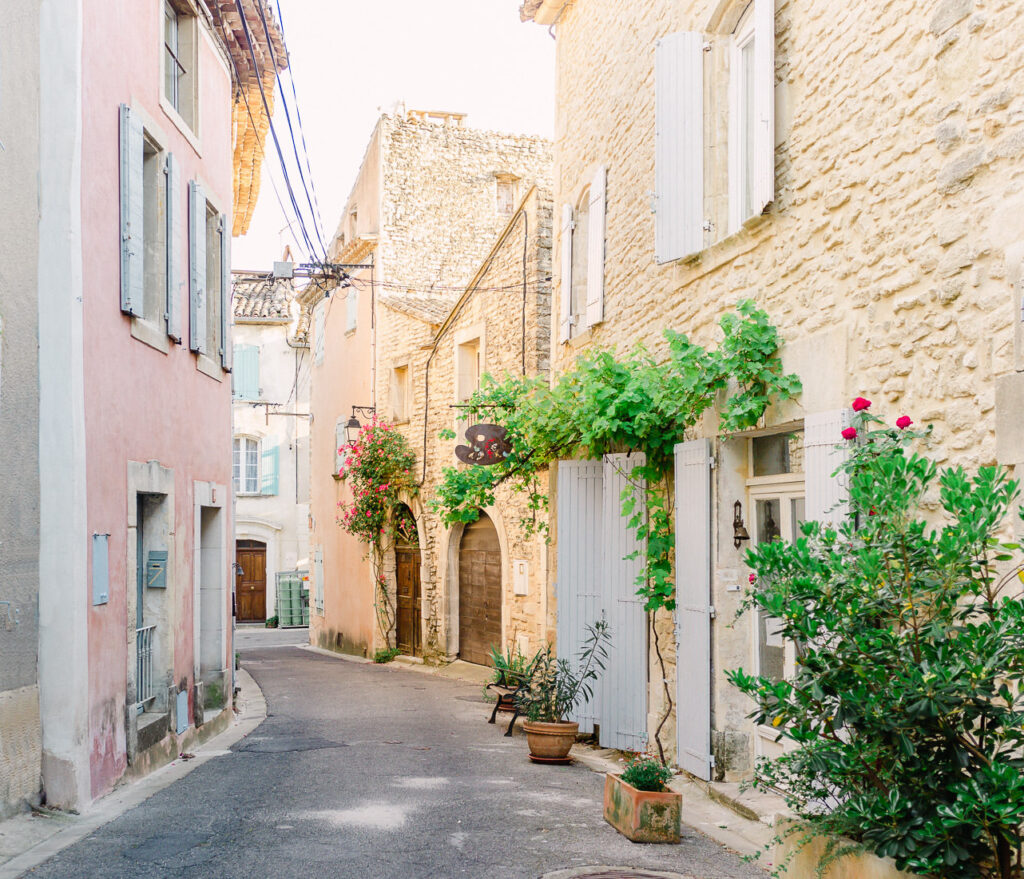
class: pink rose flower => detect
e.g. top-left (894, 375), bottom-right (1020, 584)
top-left (841, 427), bottom-right (858, 440)
top-left (896, 416), bottom-right (913, 429)
top-left (748, 573), bottom-right (757, 584)
top-left (852, 397), bottom-right (872, 412)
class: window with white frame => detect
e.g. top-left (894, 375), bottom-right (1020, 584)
top-left (187, 181), bottom-right (231, 370)
top-left (163, 1), bottom-right (198, 131)
top-left (233, 436), bottom-right (260, 495)
top-left (559, 166), bottom-right (606, 342)
top-left (654, 0), bottom-right (776, 262)
top-left (456, 337), bottom-right (481, 402)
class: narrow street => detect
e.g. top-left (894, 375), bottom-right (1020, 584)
top-left (24, 643), bottom-right (765, 879)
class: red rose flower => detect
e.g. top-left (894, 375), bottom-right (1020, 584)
top-left (852, 397), bottom-right (872, 411)
top-left (841, 427), bottom-right (858, 440)
top-left (896, 416), bottom-right (913, 429)
top-left (748, 573), bottom-right (757, 584)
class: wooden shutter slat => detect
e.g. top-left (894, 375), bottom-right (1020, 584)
top-left (119, 104), bottom-right (144, 316)
top-left (166, 152), bottom-right (183, 341)
top-left (655, 32), bottom-right (705, 263)
top-left (674, 438), bottom-right (713, 780)
top-left (753, 0), bottom-right (776, 215)
top-left (804, 411), bottom-right (850, 527)
top-left (220, 214), bottom-right (232, 370)
top-left (261, 444), bottom-right (279, 496)
top-left (585, 167), bottom-right (606, 328)
top-left (559, 204), bottom-right (573, 343)
top-left (188, 181), bottom-right (207, 353)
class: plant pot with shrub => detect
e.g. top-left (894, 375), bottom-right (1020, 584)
top-left (604, 752), bottom-right (681, 843)
top-left (514, 621), bottom-right (610, 764)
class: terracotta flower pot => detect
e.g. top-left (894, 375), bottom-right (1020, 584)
top-left (522, 720), bottom-right (578, 763)
top-left (603, 772), bottom-right (681, 843)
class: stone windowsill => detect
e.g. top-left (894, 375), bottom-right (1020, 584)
top-left (196, 353), bottom-right (223, 381)
top-left (159, 96), bottom-right (202, 157)
top-left (131, 317), bottom-right (171, 354)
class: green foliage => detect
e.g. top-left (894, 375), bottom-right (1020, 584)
top-left (515, 621), bottom-right (611, 722)
top-left (488, 641), bottom-right (540, 685)
top-left (431, 301), bottom-right (801, 612)
top-left (728, 405), bottom-right (1024, 879)
top-left (265, 615), bottom-right (278, 628)
top-left (620, 752), bottom-right (674, 792)
top-left (373, 647), bottom-right (400, 664)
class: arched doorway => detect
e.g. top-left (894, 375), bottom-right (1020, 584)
top-left (458, 512), bottom-right (502, 666)
top-left (394, 505), bottom-right (421, 657)
top-left (236, 539), bottom-right (267, 622)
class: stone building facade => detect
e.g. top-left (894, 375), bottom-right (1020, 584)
top-left (522, 0), bottom-right (1024, 778)
top-left (306, 111), bottom-right (553, 660)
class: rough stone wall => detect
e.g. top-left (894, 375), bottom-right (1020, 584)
top-left (546, 0), bottom-right (1024, 772)
top-left (375, 188), bottom-right (554, 661)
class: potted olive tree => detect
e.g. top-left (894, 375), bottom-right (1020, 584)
top-left (604, 752), bottom-right (681, 843)
top-left (514, 621), bottom-right (610, 763)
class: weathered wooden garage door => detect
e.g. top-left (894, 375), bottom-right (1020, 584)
top-left (458, 512), bottom-right (502, 666)
top-left (395, 542), bottom-right (421, 657)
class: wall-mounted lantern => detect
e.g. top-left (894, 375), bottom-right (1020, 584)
top-left (733, 500), bottom-right (751, 549)
top-left (344, 406), bottom-right (376, 444)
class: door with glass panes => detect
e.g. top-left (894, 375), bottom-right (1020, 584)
top-left (746, 432), bottom-right (805, 760)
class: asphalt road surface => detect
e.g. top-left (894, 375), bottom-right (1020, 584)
top-left (25, 645), bottom-right (766, 879)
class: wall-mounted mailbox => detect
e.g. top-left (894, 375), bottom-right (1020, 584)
top-left (92, 534), bottom-right (110, 605)
top-left (513, 559), bottom-right (530, 596)
top-left (147, 550), bottom-right (168, 589)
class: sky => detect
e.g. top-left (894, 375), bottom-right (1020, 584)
top-left (232, 0), bottom-right (556, 271)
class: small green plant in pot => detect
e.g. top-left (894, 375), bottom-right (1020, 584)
top-left (605, 751), bottom-right (681, 843)
top-left (515, 621), bottom-right (610, 763)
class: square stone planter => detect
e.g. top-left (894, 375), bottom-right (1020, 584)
top-left (603, 773), bottom-right (681, 844)
top-left (774, 818), bottom-right (924, 879)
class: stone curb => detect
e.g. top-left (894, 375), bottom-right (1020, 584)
top-left (0, 669), bottom-right (268, 879)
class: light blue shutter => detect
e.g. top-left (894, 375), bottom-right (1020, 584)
top-left (752, 0), bottom-right (776, 215)
top-left (559, 204), bottom-right (573, 343)
top-left (674, 438), bottom-right (713, 780)
top-left (584, 167), bottom-right (606, 329)
top-left (655, 33), bottom-right (705, 263)
top-left (314, 546), bottom-right (324, 613)
top-left (165, 153), bottom-right (183, 341)
top-left (119, 104), bottom-right (144, 315)
top-left (556, 460), bottom-right (604, 733)
top-left (261, 444), bottom-right (279, 496)
top-left (220, 214), bottom-right (232, 370)
top-left (188, 181), bottom-right (206, 353)
top-left (232, 345), bottom-right (259, 399)
top-left (804, 411), bottom-right (850, 527)
top-left (92, 534), bottom-right (110, 606)
top-left (600, 453), bottom-right (648, 751)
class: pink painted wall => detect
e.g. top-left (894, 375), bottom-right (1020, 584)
top-left (309, 272), bottom-right (376, 657)
top-left (81, 0), bottom-right (234, 798)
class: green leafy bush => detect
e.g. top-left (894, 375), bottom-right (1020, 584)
top-left (620, 752), bottom-right (673, 792)
top-left (488, 641), bottom-right (539, 685)
top-left (373, 647), bottom-right (400, 664)
top-left (729, 402), bottom-right (1024, 879)
top-left (515, 622), bottom-right (610, 723)
top-left (265, 615), bottom-right (278, 628)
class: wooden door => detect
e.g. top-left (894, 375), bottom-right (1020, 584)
top-left (458, 513), bottom-right (502, 666)
top-left (236, 540), bottom-right (266, 622)
top-left (395, 545), bottom-right (421, 656)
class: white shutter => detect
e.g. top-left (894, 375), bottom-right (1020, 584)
top-left (556, 460), bottom-right (604, 733)
top-left (314, 546), bottom-right (324, 613)
top-left (752, 0), bottom-right (776, 215)
top-left (335, 417), bottom-right (346, 475)
top-left (655, 32), bottom-right (705, 263)
top-left (600, 454), bottom-right (648, 751)
top-left (119, 104), bottom-right (144, 316)
top-left (559, 204), bottom-right (573, 343)
top-left (674, 438), bottom-right (713, 780)
top-left (584, 167), bottom-right (606, 328)
top-left (165, 153), bottom-right (183, 341)
top-left (804, 411), bottom-right (850, 528)
top-left (188, 181), bottom-right (207, 353)
top-left (220, 214), bottom-right (232, 370)
top-left (313, 302), bottom-right (326, 365)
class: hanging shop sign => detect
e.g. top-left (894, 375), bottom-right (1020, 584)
top-left (455, 424), bottom-right (512, 466)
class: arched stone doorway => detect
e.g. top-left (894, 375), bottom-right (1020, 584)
top-left (458, 511), bottom-right (502, 666)
top-left (393, 505), bottom-right (421, 657)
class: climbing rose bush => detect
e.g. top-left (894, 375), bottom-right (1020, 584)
top-left (336, 417), bottom-right (417, 545)
top-left (729, 402), bottom-right (1024, 879)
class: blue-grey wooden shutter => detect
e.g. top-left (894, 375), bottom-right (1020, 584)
top-left (261, 444), bottom-right (279, 495)
top-left (584, 167), bottom-right (606, 329)
top-left (165, 153), bottom-right (183, 341)
top-left (232, 345), bottom-right (259, 399)
top-left (119, 103), bottom-right (144, 315)
top-left (674, 438), bottom-right (713, 780)
top-left (92, 534), bottom-right (110, 606)
top-left (752, 0), bottom-right (776, 216)
top-left (804, 411), bottom-right (850, 527)
top-left (314, 546), bottom-right (324, 613)
top-left (600, 453), bottom-right (648, 751)
top-left (219, 214), bottom-right (232, 370)
top-left (556, 460), bottom-right (604, 733)
top-left (188, 180), bottom-right (206, 353)
top-left (559, 204), bottom-right (573, 343)
top-left (655, 33), bottom-right (705, 263)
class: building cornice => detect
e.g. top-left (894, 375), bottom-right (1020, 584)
top-left (520, 0), bottom-right (570, 25)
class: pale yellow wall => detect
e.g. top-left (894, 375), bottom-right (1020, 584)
top-left (544, 0), bottom-right (1024, 773)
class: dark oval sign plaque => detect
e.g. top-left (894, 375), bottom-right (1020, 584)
top-left (455, 424), bottom-right (512, 466)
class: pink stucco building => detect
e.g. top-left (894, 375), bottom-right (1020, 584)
top-left (0, 0), bottom-right (287, 813)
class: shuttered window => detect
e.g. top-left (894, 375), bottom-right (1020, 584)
top-left (233, 437), bottom-right (259, 494)
top-left (559, 204), bottom-right (573, 343)
top-left (166, 153), bottom-right (182, 341)
top-left (346, 287), bottom-right (358, 332)
top-left (120, 104), bottom-right (144, 317)
top-left (261, 444), bottom-right (280, 496)
top-left (219, 215), bottom-right (232, 371)
top-left (584, 167), bottom-right (606, 329)
top-left (313, 547), bottom-right (324, 614)
top-left (313, 302), bottom-right (326, 365)
top-left (655, 33), bottom-right (704, 263)
top-left (188, 181), bottom-right (207, 353)
top-left (804, 411), bottom-right (850, 527)
top-left (232, 345), bottom-right (260, 400)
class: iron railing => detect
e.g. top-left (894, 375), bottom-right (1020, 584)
top-left (136, 624), bottom-right (157, 712)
